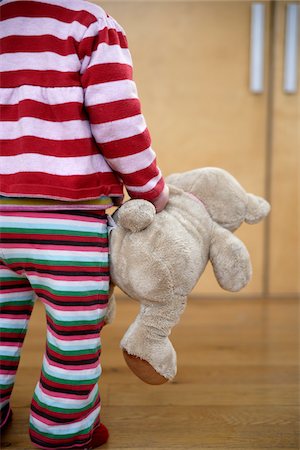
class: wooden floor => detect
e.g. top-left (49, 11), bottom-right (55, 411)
top-left (1, 296), bottom-right (299, 449)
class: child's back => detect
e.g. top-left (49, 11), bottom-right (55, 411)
top-left (0, 0), bottom-right (167, 208)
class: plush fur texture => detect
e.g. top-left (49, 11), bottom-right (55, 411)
top-left (109, 167), bottom-right (270, 382)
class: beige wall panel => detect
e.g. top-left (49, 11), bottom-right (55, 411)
top-left (269, 2), bottom-right (300, 295)
top-left (96, 1), bottom-right (270, 296)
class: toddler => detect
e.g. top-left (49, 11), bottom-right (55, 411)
top-left (0, 0), bottom-right (168, 448)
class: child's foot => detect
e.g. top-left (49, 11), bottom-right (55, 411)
top-left (0, 406), bottom-right (13, 432)
top-left (31, 423), bottom-right (109, 449)
top-left (89, 423), bottom-right (109, 449)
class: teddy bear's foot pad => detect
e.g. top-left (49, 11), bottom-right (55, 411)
top-left (123, 350), bottom-right (168, 385)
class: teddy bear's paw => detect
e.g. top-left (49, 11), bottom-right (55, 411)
top-left (120, 319), bottom-right (177, 383)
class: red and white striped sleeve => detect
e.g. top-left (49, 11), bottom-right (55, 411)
top-left (80, 15), bottom-right (166, 203)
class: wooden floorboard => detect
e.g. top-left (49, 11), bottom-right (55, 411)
top-left (1, 297), bottom-right (299, 449)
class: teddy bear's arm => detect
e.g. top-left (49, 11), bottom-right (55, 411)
top-left (209, 224), bottom-right (252, 292)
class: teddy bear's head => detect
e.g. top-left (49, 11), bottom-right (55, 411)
top-left (109, 168), bottom-right (270, 384)
top-left (166, 167), bottom-right (270, 231)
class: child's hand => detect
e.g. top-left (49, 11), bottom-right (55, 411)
top-left (152, 185), bottom-right (169, 212)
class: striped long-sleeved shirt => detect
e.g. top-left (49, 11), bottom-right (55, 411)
top-left (0, 0), bottom-right (165, 209)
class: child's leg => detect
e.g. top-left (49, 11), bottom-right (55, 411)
top-left (0, 259), bottom-right (35, 429)
top-left (0, 210), bottom-right (109, 448)
top-left (30, 298), bottom-right (108, 450)
top-left (6, 210), bottom-right (110, 449)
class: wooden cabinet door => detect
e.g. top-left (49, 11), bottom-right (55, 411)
top-left (269, 1), bottom-right (300, 296)
top-left (98, 1), bottom-right (271, 297)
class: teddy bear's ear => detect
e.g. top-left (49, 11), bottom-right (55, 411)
top-left (115, 199), bottom-right (156, 232)
top-left (245, 194), bottom-right (271, 224)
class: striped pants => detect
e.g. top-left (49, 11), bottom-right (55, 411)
top-left (0, 210), bottom-right (110, 449)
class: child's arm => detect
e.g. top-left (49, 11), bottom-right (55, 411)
top-left (80, 14), bottom-right (168, 211)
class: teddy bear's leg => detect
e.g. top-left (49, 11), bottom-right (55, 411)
top-left (210, 224), bottom-right (252, 291)
top-left (120, 295), bottom-right (187, 384)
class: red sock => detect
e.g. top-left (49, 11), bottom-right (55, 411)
top-left (90, 423), bottom-right (109, 449)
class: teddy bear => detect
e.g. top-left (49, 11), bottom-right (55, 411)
top-left (108, 167), bottom-right (271, 384)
